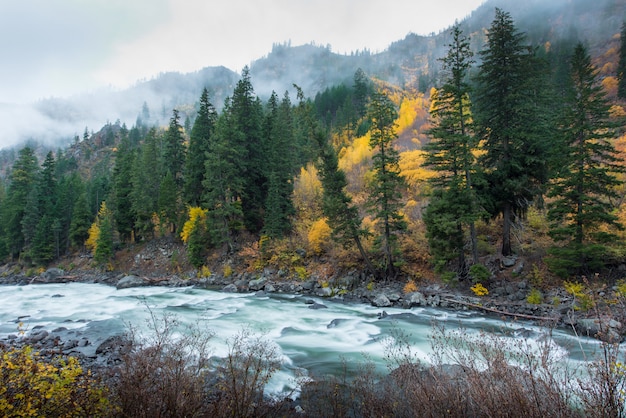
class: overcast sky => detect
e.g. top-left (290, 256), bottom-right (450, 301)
top-left (0, 0), bottom-right (485, 104)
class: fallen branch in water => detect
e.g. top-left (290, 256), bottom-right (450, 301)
top-left (442, 297), bottom-right (560, 322)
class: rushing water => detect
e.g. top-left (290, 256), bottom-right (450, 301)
top-left (0, 283), bottom-right (613, 395)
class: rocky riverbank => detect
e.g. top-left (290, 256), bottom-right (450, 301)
top-left (1, 261), bottom-right (625, 348)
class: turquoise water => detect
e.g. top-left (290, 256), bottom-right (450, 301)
top-left (0, 283), bottom-right (612, 395)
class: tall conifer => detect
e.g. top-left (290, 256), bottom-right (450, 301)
top-left (366, 91), bottom-right (407, 278)
top-left (184, 88), bottom-right (216, 206)
top-left (424, 24), bottom-right (480, 275)
top-left (474, 8), bottom-right (548, 256)
top-left (547, 43), bottom-right (623, 276)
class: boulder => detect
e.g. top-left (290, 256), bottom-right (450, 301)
top-left (222, 284), bottom-right (238, 293)
top-left (315, 287), bottom-right (333, 297)
top-left (41, 268), bottom-right (66, 283)
top-left (403, 291), bottom-right (426, 308)
top-left (116, 275), bottom-right (148, 289)
top-left (372, 294), bottom-right (392, 307)
top-left (249, 277), bottom-right (267, 291)
top-left (576, 317), bottom-right (623, 343)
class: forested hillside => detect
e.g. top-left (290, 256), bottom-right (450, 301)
top-left (1, 0), bottom-right (626, 287)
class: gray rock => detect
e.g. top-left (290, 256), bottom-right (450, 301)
top-left (373, 294), bottom-right (392, 307)
top-left (116, 275), bottom-right (147, 289)
top-left (41, 268), bottom-right (66, 283)
top-left (387, 292), bottom-right (401, 302)
top-left (27, 330), bottom-right (48, 343)
top-left (234, 279), bottom-right (249, 291)
top-left (404, 291), bottom-right (426, 308)
top-left (502, 256), bottom-right (517, 268)
top-left (249, 277), bottom-right (266, 291)
top-left (315, 287), bottom-right (333, 297)
top-left (222, 284), bottom-right (238, 293)
top-left (576, 318), bottom-right (623, 343)
top-left (301, 280), bottom-right (316, 291)
top-left (308, 302), bottom-right (328, 310)
top-left (264, 283), bottom-right (276, 293)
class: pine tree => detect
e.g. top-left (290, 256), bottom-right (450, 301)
top-left (474, 8), bottom-right (548, 256)
top-left (112, 134), bottom-right (136, 243)
top-left (203, 99), bottom-right (245, 250)
top-left (547, 43), bottom-right (624, 276)
top-left (184, 88), bottom-right (217, 206)
top-left (423, 24), bottom-right (480, 275)
top-left (93, 201), bottom-right (114, 265)
top-left (314, 130), bottom-right (376, 276)
top-left (231, 67), bottom-right (266, 233)
top-left (29, 152), bottom-right (59, 264)
top-left (618, 22), bottom-right (626, 99)
top-left (131, 128), bottom-right (162, 241)
top-left (158, 171), bottom-right (179, 234)
top-left (367, 91), bottom-right (407, 278)
top-left (1, 147), bottom-right (39, 259)
top-left (69, 189), bottom-right (91, 250)
top-left (163, 109), bottom-right (186, 188)
top-left (262, 91), bottom-right (296, 238)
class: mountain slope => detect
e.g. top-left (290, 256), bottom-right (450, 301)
top-left (2, 0), bottom-right (625, 154)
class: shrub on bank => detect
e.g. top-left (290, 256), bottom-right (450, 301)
top-left (0, 345), bottom-right (112, 417)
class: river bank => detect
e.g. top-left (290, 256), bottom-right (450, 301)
top-left (1, 255), bottom-right (624, 345)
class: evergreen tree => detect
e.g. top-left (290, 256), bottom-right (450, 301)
top-left (158, 171), bottom-right (179, 234)
top-left (366, 91), bottom-right (407, 278)
top-left (262, 91), bottom-right (296, 238)
top-left (112, 134), bottom-right (136, 243)
top-left (163, 109), bottom-right (186, 188)
top-left (93, 201), bottom-right (114, 265)
top-left (314, 130), bottom-right (375, 276)
top-left (618, 22), bottom-right (626, 99)
top-left (547, 43), bottom-right (623, 276)
top-left (1, 147), bottom-right (39, 259)
top-left (473, 8), bottom-right (548, 256)
top-left (28, 152), bottom-right (59, 264)
top-left (423, 24), bottom-right (480, 275)
top-left (184, 88), bottom-right (217, 206)
top-left (231, 66), bottom-right (266, 233)
top-left (131, 128), bottom-right (162, 241)
top-left (203, 99), bottom-right (245, 250)
top-left (69, 189), bottom-right (92, 250)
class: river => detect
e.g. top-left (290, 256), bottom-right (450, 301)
top-left (0, 282), bottom-right (612, 396)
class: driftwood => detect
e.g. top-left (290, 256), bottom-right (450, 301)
top-left (442, 297), bottom-right (560, 322)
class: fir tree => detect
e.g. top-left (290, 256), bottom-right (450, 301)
top-left (131, 128), bottom-right (161, 241)
top-left (69, 190), bottom-right (92, 250)
top-left (112, 135), bottom-right (136, 243)
top-left (158, 171), bottom-right (179, 234)
top-left (163, 109), bottom-right (186, 188)
top-left (262, 91), bottom-right (296, 238)
top-left (474, 8), bottom-right (548, 256)
top-left (1, 147), bottom-right (39, 259)
top-left (367, 91), bottom-right (407, 278)
top-left (314, 130), bottom-right (375, 276)
top-left (423, 24), bottom-right (480, 275)
top-left (93, 201), bottom-right (114, 265)
top-left (203, 99), bottom-right (245, 250)
top-left (230, 67), bottom-right (266, 233)
top-left (28, 152), bottom-right (59, 264)
top-left (547, 43), bottom-right (624, 276)
top-left (184, 88), bottom-right (216, 206)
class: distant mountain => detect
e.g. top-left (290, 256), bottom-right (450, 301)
top-left (3, 0), bottom-right (626, 153)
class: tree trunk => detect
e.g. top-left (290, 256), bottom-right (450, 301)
top-left (501, 203), bottom-right (512, 256)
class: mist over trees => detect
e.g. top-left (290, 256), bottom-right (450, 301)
top-left (0, 3), bottom-right (625, 282)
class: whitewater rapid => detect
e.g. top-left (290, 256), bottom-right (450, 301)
top-left (0, 283), bottom-right (609, 395)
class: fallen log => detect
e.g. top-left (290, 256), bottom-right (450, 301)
top-left (442, 297), bottom-right (560, 322)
